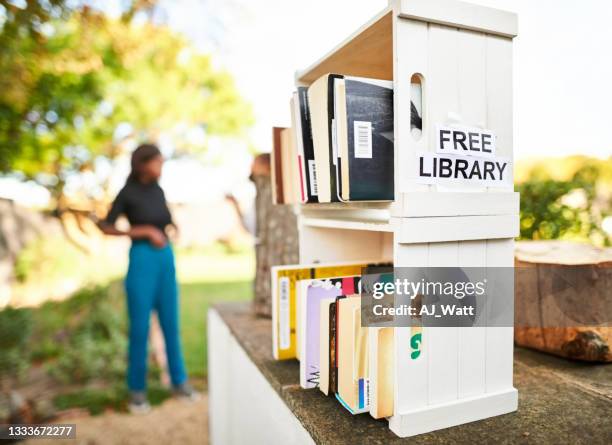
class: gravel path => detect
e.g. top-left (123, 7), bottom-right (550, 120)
top-left (23, 394), bottom-right (208, 445)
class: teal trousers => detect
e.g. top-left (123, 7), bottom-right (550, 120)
top-left (125, 241), bottom-right (187, 391)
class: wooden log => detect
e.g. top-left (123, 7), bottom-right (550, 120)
top-left (514, 241), bottom-right (612, 362)
top-left (251, 154), bottom-right (299, 318)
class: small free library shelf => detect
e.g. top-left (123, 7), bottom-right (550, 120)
top-left (293, 0), bottom-right (520, 438)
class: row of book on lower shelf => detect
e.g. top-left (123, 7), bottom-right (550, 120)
top-left (271, 73), bottom-right (423, 204)
top-left (271, 259), bottom-right (399, 419)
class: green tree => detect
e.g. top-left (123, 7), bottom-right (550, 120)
top-left (0, 3), bottom-right (252, 217)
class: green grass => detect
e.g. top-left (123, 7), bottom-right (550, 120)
top-left (175, 243), bottom-right (255, 377)
top-left (5, 242), bottom-right (254, 414)
top-left (179, 280), bottom-right (252, 377)
top-left (53, 382), bottom-right (171, 415)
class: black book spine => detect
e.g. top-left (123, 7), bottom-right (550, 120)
top-left (326, 74), bottom-right (343, 203)
top-left (329, 301), bottom-right (338, 394)
top-left (298, 87), bottom-right (317, 203)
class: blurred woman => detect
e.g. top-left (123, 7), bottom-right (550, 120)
top-left (100, 144), bottom-right (198, 413)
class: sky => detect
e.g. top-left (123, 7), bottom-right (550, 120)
top-left (161, 0), bottom-right (612, 160)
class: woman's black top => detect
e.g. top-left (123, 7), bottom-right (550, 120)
top-left (104, 180), bottom-right (173, 234)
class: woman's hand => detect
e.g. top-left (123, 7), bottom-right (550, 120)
top-left (146, 226), bottom-right (167, 248)
top-left (126, 225), bottom-right (167, 247)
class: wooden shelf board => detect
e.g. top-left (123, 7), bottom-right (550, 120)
top-left (302, 201), bottom-right (392, 211)
top-left (295, 8), bottom-right (393, 85)
top-left (300, 217), bottom-right (394, 233)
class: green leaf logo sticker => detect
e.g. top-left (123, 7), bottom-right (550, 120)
top-left (410, 333), bottom-right (422, 359)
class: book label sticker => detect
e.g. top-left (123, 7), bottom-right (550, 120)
top-left (359, 378), bottom-right (371, 409)
top-left (308, 160), bottom-right (318, 196)
top-left (279, 277), bottom-right (290, 349)
top-left (436, 124), bottom-right (496, 157)
top-left (354, 121), bottom-right (373, 159)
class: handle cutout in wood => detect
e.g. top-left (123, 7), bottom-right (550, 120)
top-left (410, 73), bottom-right (424, 141)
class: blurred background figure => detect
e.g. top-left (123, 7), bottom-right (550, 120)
top-left (99, 144), bottom-right (199, 414)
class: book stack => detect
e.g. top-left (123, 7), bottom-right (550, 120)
top-left (271, 73), bottom-right (416, 204)
top-left (271, 261), bottom-right (395, 419)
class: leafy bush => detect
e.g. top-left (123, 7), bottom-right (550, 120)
top-left (0, 307), bottom-right (32, 381)
top-left (45, 286), bottom-right (127, 384)
top-left (517, 160), bottom-right (611, 246)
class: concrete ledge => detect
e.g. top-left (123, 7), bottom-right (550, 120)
top-left (209, 302), bottom-right (611, 444)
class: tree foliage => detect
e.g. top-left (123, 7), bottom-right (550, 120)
top-left (516, 157), bottom-right (611, 246)
top-left (0, 2), bottom-right (253, 200)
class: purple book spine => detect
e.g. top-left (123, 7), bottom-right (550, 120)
top-left (305, 284), bottom-right (342, 387)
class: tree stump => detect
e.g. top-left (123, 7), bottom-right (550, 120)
top-left (251, 158), bottom-right (299, 318)
top-left (515, 241), bottom-right (612, 362)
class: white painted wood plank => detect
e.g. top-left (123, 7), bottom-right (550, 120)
top-left (486, 34), bottom-right (514, 192)
top-left (392, 191), bottom-right (519, 217)
top-left (427, 242), bottom-right (459, 405)
top-left (398, 214), bottom-right (519, 243)
top-left (452, 27), bottom-right (489, 400)
top-left (427, 24), bottom-right (459, 195)
top-left (452, 28), bottom-right (488, 194)
top-left (399, 0), bottom-right (518, 38)
top-left (392, 241), bottom-right (429, 419)
top-left (299, 217), bottom-right (393, 232)
top-left (209, 310), bottom-right (317, 445)
top-left (485, 238), bottom-right (515, 393)
top-left (208, 309), bottom-right (232, 445)
top-left (394, 15), bottom-right (430, 193)
top-left (457, 240), bottom-right (487, 398)
top-left (298, 225), bottom-right (391, 264)
top-left (389, 388), bottom-right (518, 437)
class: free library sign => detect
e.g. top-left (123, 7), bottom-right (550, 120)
top-left (415, 124), bottom-right (512, 187)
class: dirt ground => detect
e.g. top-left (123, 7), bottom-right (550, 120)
top-left (23, 394), bottom-right (208, 445)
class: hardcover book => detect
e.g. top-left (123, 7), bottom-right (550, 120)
top-left (369, 326), bottom-right (394, 419)
top-left (271, 127), bottom-right (286, 204)
top-left (298, 277), bottom-right (361, 389)
top-left (290, 92), bottom-right (307, 203)
top-left (319, 298), bottom-right (335, 395)
top-left (335, 76), bottom-right (394, 201)
top-left (337, 295), bottom-right (370, 414)
top-left (271, 261), bottom-right (378, 361)
top-left (328, 299), bottom-right (341, 394)
top-left (295, 87), bottom-right (318, 202)
top-left (299, 281), bottom-right (343, 389)
top-left (280, 125), bottom-right (301, 204)
top-left (307, 73), bottom-right (343, 203)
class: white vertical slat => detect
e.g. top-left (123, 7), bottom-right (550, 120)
top-left (454, 27), bottom-right (488, 399)
top-left (427, 241), bottom-right (459, 405)
top-left (454, 28), bottom-right (488, 193)
top-left (486, 34), bottom-right (514, 192)
top-left (485, 31), bottom-right (515, 394)
top-left (424, 22), bottom-right (461, 406)
top-left (457, 240), bottom-right (487, 398)
top-left (427, 24), bottom-right (459, 195)
top-left (395, 15), bottom-right (430, 194)
top-left (485, 238), bottom-right (514, 393)
top-left (392, 241), bottom-right (429, 416)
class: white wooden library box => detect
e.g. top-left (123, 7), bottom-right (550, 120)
top-left (294, 0), bottom-right (519, 437)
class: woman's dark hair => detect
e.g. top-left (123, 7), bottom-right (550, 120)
top-left (127, 143), bottom-right (162, 183)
